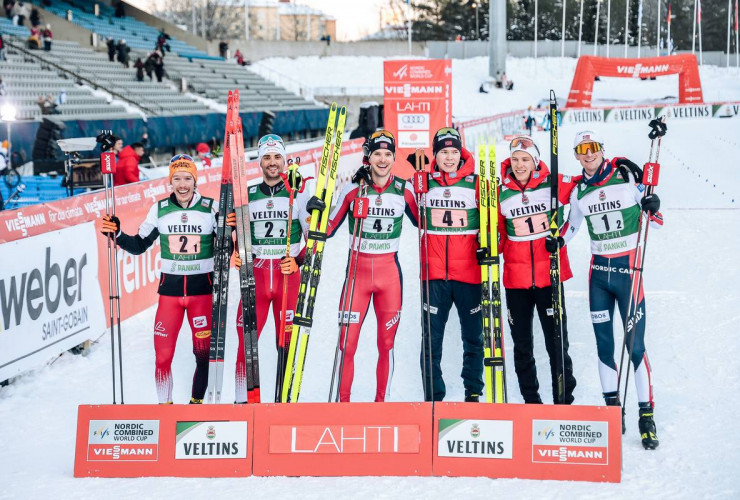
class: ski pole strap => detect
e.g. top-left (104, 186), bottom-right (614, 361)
top-left (642, 162), bottom-right (660, 186)
top-left (307, 230), bottom-right (327, 241)
top-left (648, 118), bottom-right (667, 139)
top-left (413, 171), bottom-right (428, 193)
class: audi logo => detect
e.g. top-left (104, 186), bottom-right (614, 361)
top-left (401, 115), bottom-right (426, 124)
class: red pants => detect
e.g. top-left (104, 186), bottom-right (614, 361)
top-left (235, 259), bottom-right (300, 403)
top-left (338, 252), bottom-right (402, 402)
top-left (153, 294), bottom-right (211, 404)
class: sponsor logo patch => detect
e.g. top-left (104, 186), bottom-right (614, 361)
top-left (590, 310), bottom-right (610, 323)
top-left (193, 316), bottom-right (208, 328)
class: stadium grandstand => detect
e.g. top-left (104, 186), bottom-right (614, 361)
top-left (0, 0), bottom-right (328, 208)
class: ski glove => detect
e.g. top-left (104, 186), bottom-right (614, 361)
top-left (614, 158), bottom-right (643, 184)
top-left (306, 195), bottom-right (327, 213)
top-left (280, 256), bottom-right (299, 275)
top-left (406, 151), bottom-right (430, 169)
top-left (641, 193), bottom-right (661, 214)
top-left (225, 211), bottom-right (236, 228)
top-left (475, 247), bottom-right (490, 266)
top-left (99, 214), bottom-right (120, 238)
top-left (544, 235), bottom-right (565, 254)
top-left (352, 165), bottom-right (372, 185)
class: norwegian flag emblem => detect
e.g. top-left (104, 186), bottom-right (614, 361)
top-left (584, 134), bottom-right (591, 141)
top-left (445, 140), bottom-right (452, 146)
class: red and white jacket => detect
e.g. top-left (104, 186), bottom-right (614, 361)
top-left (498, 157), bottom-right (579, 289)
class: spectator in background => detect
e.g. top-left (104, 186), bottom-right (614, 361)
top-left (55, 89), bottom-right (66, 107)
top-left (113, 142), bottom-right (145, 186)
top-left (4, 1), bottom-right (13, 20)
top-left (134, 57), bottom-right (144, 82)
top-left (144, 53), bottom-right (154, 80)
top-left (218, 40), bottom-right (228, 59)
top-left (37, 95), bottom-right (54, 114)
top-left (156, 29), bottom-right (170, 54)
top-left (152, 49), bottom-right (164, 82)
top-left (12, 1), bottom-right (28, 27)
top-left (117, 39), bottom-right (130, 68)
top-left (234, 49), bottom-right (246, 66)
top-left (41, 24), bottom-right (52, 51)
top-left (195, 142), bottom-right (211, 168)
top-left (106, 37), bottom-right (116, 62)
top-left (114, 1), bottom-right (125, 18)
top-left (45, 94), bottom-right (59, 114)
top-left (27, 25), bottom-right (40, 49)
top-left (29, 5), bottom-right (39, 26)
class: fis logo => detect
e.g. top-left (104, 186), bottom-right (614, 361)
top-left (538, 427), bottom-right (555, 440)
top-left (392, 64), bottom-right (408, 79)
top-left (93, 426), bottom-right (110, 439)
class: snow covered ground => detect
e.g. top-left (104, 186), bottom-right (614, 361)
top-left (2, 57), bottom-right (740, 499)
top-left (254, 55), bottom-right (740, 119)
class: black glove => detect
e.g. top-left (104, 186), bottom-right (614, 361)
top-left (614, 158), bottom-right (643, 184)
top-left (306, 195), bottom-right (326, 213)
top-left (352, 165), bottom-right (372, 185)
top-left (476, 247), bottom-right (489, 266)
top-left (99, 214), bottom-right (120, 238)
top-left (641, 193), bottom-right (660, 214)
top-left (406, 151), bottom-right (430, 169)
top-left (544, 236), bottom-right (564, 254)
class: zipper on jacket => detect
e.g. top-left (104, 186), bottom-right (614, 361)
top-left (445, 235), bottom-right (450, 281)
top-left (530, 241), bottom-right (536, 288)
top-left (183, 275), bottom-right (187, 297)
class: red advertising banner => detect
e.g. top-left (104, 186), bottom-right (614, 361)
top-left (252, 402), bottom-right (434, 477)
top-left (567, 54), bottom-right (703, 107)
top-left (74, 404), bottom-right (254, 477)
top-left (384, 59), bottom-right (452, 179)
top-left (432, 402), bottom-right (621, 482)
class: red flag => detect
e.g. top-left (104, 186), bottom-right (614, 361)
top-left (698, 0), bottom-right (702, 24)
top-left (667, 3), bottom-right (671, 26)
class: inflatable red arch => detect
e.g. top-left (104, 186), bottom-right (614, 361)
top-left (567, 54), bottom-right (703, 107)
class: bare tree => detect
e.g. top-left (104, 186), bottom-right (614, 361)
top-left (154, 0), bottom-right (246, 41)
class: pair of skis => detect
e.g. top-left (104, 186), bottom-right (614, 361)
top-left (207, 90), bottom-right (259, 404)
top-left (281, 103), bottom-right (347, 403)
top-left (477, 142), bottom-right (507, 403)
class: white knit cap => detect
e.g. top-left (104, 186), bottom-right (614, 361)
top-left (257, 134), bottom-right (286, 161)
top-left (509, 135), bottom-right (540, 166)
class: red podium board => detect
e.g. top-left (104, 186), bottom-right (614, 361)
top-left (74, 402), bottom-right (621, 482)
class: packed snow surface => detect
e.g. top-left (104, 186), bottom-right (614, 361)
top-left (2, 56), bottom-right (740, 499)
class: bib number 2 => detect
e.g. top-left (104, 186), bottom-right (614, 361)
top-left (169, 235), bottom-right (202, 254)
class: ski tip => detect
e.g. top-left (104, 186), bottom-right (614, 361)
top-left (338, 106), bottom-right (347, 116)
top-left (329, 102), bottom-right (338, 112)
top-left (549, 89), bottom-right (556, 101)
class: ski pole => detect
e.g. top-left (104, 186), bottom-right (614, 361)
top-left (618, 117), bottom-right (666, 425)
top-left (100, 137), bottom-right (124, 404)
top-left (276, 159), bottom-right (300, 402)
top-left (330, 182), bottom-right (368, 402)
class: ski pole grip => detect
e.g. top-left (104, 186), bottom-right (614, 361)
top-left (100, 152), bottom-right (116, 174)
top-left (353, 197), bottom-right (369, 219)
top-left (643, 162), bottom-right (660, 186)
top-left (413, 171), bottom-right (428, 193)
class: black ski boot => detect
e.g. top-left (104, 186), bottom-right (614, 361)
top-left (189, 397), bottom-right (203, 404)
top-left (464, 394), bottom-right (480, 402)
top-left (638, 405), bottom-right (659, 450)
top-left (604, 392), bottom-right (626, 434)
